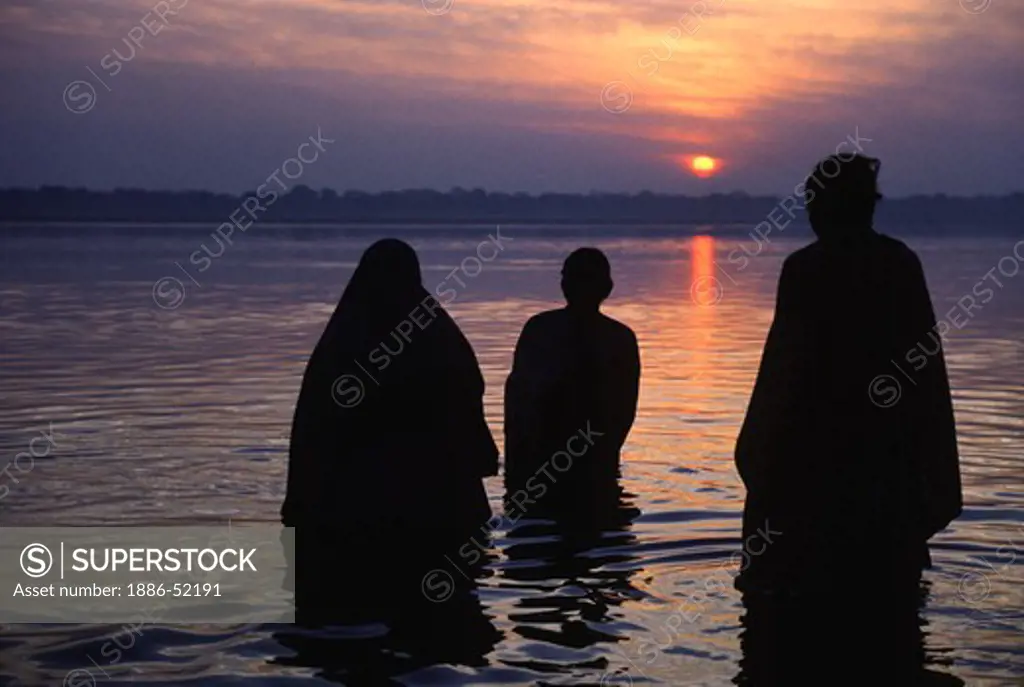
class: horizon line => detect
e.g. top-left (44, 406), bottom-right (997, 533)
top-left (3, 186), bottom-right (1023, 201)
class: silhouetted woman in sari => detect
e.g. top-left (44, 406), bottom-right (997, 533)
top-left (283, 239), bottom-right (497, 554)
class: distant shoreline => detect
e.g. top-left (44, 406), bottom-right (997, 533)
top-left (0, 219), bottom-right (759, 229)
top-left (0, 221), bottom-right (1015, 239)
top-left (1, 187), bottom-right (1021, 228)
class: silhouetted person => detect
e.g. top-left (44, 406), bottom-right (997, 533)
top-left (735, 154), bottom-right (962, 593)
top-left (283, 238), bottom-right (498, 552)
top-left (504, 248), bottom-right (640, 515)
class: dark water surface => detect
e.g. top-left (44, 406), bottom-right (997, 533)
top-left (1, 225), bottom-right (1022, 684)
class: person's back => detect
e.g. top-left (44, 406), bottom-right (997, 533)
top-left (735, 155), bottom-right (961, 591)
top-left (504, 248), bottom-right (640, 512)
top-left (284, 239), bottom-right (498, 548)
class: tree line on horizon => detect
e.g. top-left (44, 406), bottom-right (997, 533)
top-left (1, 185), bottom-right (1021, 228)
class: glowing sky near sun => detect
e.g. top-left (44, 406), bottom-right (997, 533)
top-left (0, 0), bottom-right (1020, 193)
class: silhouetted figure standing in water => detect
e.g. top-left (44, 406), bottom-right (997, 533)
top-left (278, 246), bottom-right (504, 677)
top-left (735, 154), bottom-right (962, 593)
top-left (504, 248), bottom-right (640, 515)
top-left (283, 239), bottom-right (498, 580)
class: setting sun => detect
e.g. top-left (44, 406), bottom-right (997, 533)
top-left (690, 155), bottom-right (718, 178)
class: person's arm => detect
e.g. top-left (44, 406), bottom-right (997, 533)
top-left (735, 257), bottom-right (807, 495)
top-left (432, 324), bottom-right (499, 478)
top-left (907, 253), bottom-right (962, 537)
top-left (504, 318), bottom-right (545, 479)
top-left (607, 329), bottom-right (641, 451)
top-left (468, 372), bottom-right (499, 477)
top-left (282, 351), bottom-right (332, 525)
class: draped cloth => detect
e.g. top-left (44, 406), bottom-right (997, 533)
top-left (282, 239), bottom-right (497, 547)
top-left (735, 231), bottom-right (962, 591)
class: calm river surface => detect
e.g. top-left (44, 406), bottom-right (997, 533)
top-left (0, 225), bottom-right (1022, 685)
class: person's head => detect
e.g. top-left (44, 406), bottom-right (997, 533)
top-left (561, 247), bottom-right (613, 309)
top-left (343, 238), bottom-right (423, 309)
top-left (804, 153), bottom-right (882, 239)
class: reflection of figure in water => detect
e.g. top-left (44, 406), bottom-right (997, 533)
top-left (734, 155), bottom-right (963, 684)
top-left (275, 239), bottom-right (502, 681)
top-left (504, 248), bottom-right (641, 515)
top-left (272, 569), bottom-right (502, 684)
top-left (737, 581), bottom-right (965, 685)
top-left (501, 490), bottom-right (642, 664)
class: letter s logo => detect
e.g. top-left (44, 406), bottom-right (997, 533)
top-left (20, 543), bottom-right (53, 578)
top-left (63, 81), bottom-right (97, 114)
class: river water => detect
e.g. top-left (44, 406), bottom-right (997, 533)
top-left (0, 225), bottom-right (1021, 684)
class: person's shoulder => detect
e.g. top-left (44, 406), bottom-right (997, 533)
top-left (785, 243), bottom-right (816, 263)
top-left (599, 312), bottom-right (635, 336)
top-left (874, 232), bottom-right (922, 264)
top-left (785, 233), bottom-right (919, 266)
top-left (520, 308), bottom-right (566, 338)
top-left (598, 312), bottom-right (639, 346)
top-left (524, 308), bottom-right (564, 327)
top-left (781, 242), bottom-right (819, 274)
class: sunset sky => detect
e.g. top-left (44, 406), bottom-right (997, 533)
top-left (0, 0), bottom-right (1021, 195)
